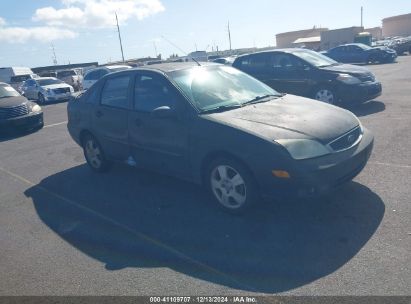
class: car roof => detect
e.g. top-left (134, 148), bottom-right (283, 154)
top-left (106, 65), bottom-right (131, 70)
top-left (235, 48), bottom-right (313, 59)
top-left (35, 77), bottom-right (58, 80)
top-left (134, 61), bottom-right (220, 73)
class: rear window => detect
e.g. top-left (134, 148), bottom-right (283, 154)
top-left (10, 75), bottom-right (31, 82)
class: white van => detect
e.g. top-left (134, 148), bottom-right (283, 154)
top-left (0, 67), bottom-right (35, 83)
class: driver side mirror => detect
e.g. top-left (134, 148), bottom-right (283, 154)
top-left (151, 106), bottom-right (176, 119)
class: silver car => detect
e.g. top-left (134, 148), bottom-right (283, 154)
top-left (21, 77), bottom-right (74, 104)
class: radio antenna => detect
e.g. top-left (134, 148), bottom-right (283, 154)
top-left (161, 35), bottom-right (201, 66)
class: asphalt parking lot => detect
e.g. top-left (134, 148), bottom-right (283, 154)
top-left (0, 57), bottom-right (410, 296)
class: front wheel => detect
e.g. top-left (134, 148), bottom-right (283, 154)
top-left (313, 87), bottom-right (337, 105)
top-left (206, 158), bottom-right (259, 214)
top-left (82, 134), bottom-right (110, 172)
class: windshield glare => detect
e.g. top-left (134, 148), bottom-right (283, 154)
top-left (0, 85), bottom-right (20, 99)
top-left (170, 66), bottom-right (280, 111)
top-left (292, 50), bottom-right (338, 67)
top-left (38, 79), bottom-right (64, 86)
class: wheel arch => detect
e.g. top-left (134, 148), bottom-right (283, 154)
top-left (199, 150), bottom-right (259, 189)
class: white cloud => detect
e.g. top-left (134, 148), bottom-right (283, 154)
top-left (0, 26), bottom-right (77, 43)
top-left (0, 17), bottom-right (6, 26)
top-left (34, 0), bottom-right (165, 29)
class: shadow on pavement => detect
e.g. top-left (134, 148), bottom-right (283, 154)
top-left (347, 100), bottom-right (386, 117)
top-left (0, 126), bottom-right (43, 143)
top-left (25, 164), bottom-right (385, 293)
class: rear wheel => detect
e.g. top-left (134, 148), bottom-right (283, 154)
top-left (313, 87), bottom-right (337, 105)
top-left (206, 157), bottom-right (259, 214)
top-left (38, 93), bottom-right (46, 105)
top-left (82, 134), bottom-right (110, 172)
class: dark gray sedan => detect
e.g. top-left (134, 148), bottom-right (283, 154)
top-left (0, 82), bottom-right (43, 133)
top-left (67, 63), bottom-right (374, 213)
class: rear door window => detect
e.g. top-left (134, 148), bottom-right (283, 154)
top-left (101, 75), bottom-right (131, 109)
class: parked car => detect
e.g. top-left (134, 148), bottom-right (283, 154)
top-left (211, 56), bottom-right (236, 65)
top-left (21, 77), bottom-right (74, 104)
top-left (232, 49), bottom-right (382, 105)
top-left (322, 43), bottom-right (397, 64)
top-left (9, 74), bottom-right (39, 92)
top-left (67, 63), bottom-right (374, 213)
top-left (0, 82), bottom-right (43, 132)
top-left (82, 65), bottom-right (131, 90)
top-left (57, 69), bottom-right (83, 91)
top-left (373, 37), bottom-right (411, 55)
top-left (0, 67), bottom-right (35, 83)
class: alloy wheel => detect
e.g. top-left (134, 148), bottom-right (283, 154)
top-left (210, 165), bottom-right (247, 209)
top-left (314, 89), bottom-right (335, 104)
top-left (85, 139), bottom-right (102, 169)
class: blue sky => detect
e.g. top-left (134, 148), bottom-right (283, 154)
top-left (0, 0), bottom-right (410, 67)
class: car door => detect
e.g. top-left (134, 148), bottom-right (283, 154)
top-left (23, 79), bottom-right (37, 99)
top-left (128, 71), bottom-right (190, 177)
top-left (350, 45), bottom-right (366, 63)
top-left (331, 46), bottom-right (348, 63)
top-left (263, 53), bottom-right (312, 96)
top-left (91, 73), bottom-right (132, 161)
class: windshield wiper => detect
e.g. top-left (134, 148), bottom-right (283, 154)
top-left (200, 104), bottom-right (242, 114)
top-left (242, 94), bottom-right (283, 106)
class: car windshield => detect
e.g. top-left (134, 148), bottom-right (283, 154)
top-left (356, 43), bottom-right (373, 50)
top-left (0, 84), bottom-right (20, 99)
top-left (292, 50), bottom-right (338, 67)
top-left (57, 70), bottom-right (76, 77)
top-left (10, 75), bottom-right (31, 82)
top-left (169, 66), bottom-right (281, 112)
top-left (38, 79), bottom-right (64, 86)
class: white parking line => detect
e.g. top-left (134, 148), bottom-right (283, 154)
top-left (369, 161), bottom-right (411, 169)
top-left (43, 121), bottom-right (68, 128)
top-left (0, 165), bottom-right (255, 292)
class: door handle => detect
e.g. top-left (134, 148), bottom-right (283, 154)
top-left (95, 110), bottom-right (103, 118)
top-left (135, 118), bottom-right (142, 127)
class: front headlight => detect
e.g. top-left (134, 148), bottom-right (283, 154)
top-left (29, 103), bottom-right (42, 113)
top-left (276, 139), bottom-right (331, 160)
top-left (337, 73), bottom-right (361, 85)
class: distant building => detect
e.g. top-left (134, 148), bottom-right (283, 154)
top-left (276, 27), bottom-right (328, 48)
top-left (320, 26), bottom-right (364, 50)
top-left (365, 27), bottom-right (383, 40)
top-left (32, 62), bottom-right (98, 75)
top-left (292, 36), bottom-right (321, 50)
top-left (382, 13), bottom-right (411, 37)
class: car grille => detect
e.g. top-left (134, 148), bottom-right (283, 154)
top-left (357, 73), bottom-right (376, 82)
top-left (328, 126), bottom-right (362, 152)
top-left (0, 104), bottom-right (29, 119)
top-left (53, 87), bottom-right (70, 94)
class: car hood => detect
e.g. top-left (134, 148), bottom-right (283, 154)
top-left (42, 84), bottom-right (72, 90)
top-left (0, 96), bottom-right (29, 108)
top-left (203, 95), bottom-right (360, 144)
top-left (320, 63), bottom-right (371, 74)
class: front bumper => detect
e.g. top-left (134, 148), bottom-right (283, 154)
top-left (0, 112), bottom-right (44, 132)
top-left (338, 81), bottom-right (382, 103)
top-left (45, 92), bottom-right (72, 102)
top-left (260, 128), bottom-right (374, 199)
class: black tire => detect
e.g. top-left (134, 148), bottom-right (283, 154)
top-left (38, 93), bottom-right (46, 105)
top-left (313, 87), bottom-right (337, 105)
top-left (205, 157), bottom-right (259, 214)
top-left (82, 134), bottom-right (110, 173)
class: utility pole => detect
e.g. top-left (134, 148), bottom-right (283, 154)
top-left (227, 21), bottom-right (232, 51)
top-left (153, 41), bottom-right (158, 58)
top-left (51, 43), bottom-right (58, 65)
top-left (361, 6), bottom-right (363, 28)
top-left (115, 12), bottom-right (125, 62)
